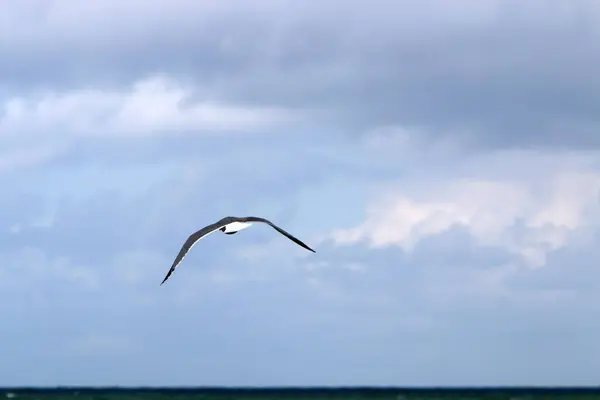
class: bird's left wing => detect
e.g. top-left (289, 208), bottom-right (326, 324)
top-left (243, 216), bottom-right (316, 253)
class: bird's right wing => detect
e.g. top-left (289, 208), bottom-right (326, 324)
top-left (160, 221), bottom-right (226, 285)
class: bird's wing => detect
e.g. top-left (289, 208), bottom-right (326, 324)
top-left (243, 216), bottom-right (316, 253)
top-left (160, 220), bottom-right (228, 285)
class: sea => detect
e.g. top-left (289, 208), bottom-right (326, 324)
top-left (1, 387), bottom-right (600, 400)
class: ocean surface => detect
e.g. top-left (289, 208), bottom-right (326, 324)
top-left (1, 388), bottom-right (600, 400)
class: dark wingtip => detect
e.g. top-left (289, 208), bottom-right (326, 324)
top-left (304, 244), bottom-right (316, 253)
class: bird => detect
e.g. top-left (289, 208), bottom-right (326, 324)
top-left (160, 216), bottom-right (315, 285)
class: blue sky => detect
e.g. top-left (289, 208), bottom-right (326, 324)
top-left (2, 0), bottom-right (600, 387)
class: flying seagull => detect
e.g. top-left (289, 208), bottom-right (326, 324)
top-left (160, 216), bottom-right (315, 285)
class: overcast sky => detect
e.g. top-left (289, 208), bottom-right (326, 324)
top-left (2, 0), bottom-right (600, 387)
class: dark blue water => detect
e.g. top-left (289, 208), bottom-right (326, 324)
top-left (1, 387), bottom-right (600, 400)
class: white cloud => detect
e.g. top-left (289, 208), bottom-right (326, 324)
top-left (330, 152), bottom-right (600, 268)
top-left (0, 75), bottom-right (299, 138)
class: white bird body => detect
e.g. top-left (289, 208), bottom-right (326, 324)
top-left (221, 221), bottom-right (253, 234)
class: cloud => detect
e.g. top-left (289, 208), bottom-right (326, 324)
top-left (329, 150), bottom-right (600, 268)
top-left (1, 0), bottom-right (600, 388)
top-left (1, 73), bottom-right (309, 171)
top-left (1, 76), bottom-right (299, 139)
top-left (3, 0), bottom-right (600, 149)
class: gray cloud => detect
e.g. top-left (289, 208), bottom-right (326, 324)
top-left (2, 1), bottom-right (600, 148)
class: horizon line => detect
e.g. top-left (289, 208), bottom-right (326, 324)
top-left (1, 386), bottom-right (600, 390)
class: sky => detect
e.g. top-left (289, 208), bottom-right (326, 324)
top-left (1, 0), bottom-right (600, 388)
